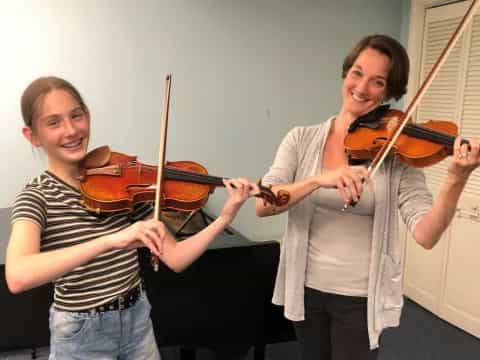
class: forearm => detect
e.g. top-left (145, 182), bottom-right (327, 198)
top-left (413, 177), bottom-right (467, 249)
top-left (256, 176), bottom-right (321, 217)
top-left (6, 235), bottom-right (112, 293)
top-left (162, 214), bottom-right (231, 272)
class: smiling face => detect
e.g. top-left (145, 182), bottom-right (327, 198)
top-left (23, 89), bottom-right (90, 174)
top-left (341, 47), bottom-right (391, 119)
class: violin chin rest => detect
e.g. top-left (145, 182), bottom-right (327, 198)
top-left (83, 145), bottom-right (112, 169)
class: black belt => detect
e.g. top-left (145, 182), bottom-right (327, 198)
top-left (77, 284), bottom-right (143, 313)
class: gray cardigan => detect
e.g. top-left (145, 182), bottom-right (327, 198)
top-left (263, 118), bottom-right (433, 349)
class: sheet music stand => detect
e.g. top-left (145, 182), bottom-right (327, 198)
top-left (174, 209), bottom-right (234, 237)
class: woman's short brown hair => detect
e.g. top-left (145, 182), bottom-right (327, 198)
top-left (21, 76), bottom-right (88, 128)
top-left (342, 34), bottom-right (409, 101)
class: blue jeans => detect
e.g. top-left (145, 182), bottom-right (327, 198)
top-left (48, 293), bottom-right (161, 360)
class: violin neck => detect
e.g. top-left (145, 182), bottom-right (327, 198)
top-left (164, 166), bottom-right (225, 187)
top-left (404, 123), bottom-right (455, 150)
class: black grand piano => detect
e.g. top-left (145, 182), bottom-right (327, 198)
top-left (0, 210), bottom-right (294, 359)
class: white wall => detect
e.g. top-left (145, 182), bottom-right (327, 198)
top-left (0, 0), bottom-right (407, 243)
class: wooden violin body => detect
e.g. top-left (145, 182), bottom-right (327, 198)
top-left (79, 146), bottom-right (284, 213)
top-left (347, 0), bottom-right (479, 180)
top-left (344, 109), bottom-right (459, 168)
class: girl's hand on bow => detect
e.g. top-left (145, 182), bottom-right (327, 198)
top-left (110, 219), bottom-right (167, 257)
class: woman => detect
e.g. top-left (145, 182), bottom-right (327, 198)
top-left (6, 76), bottom-right (260, 359)
top-left (256, 34), bottom-right (480, 360)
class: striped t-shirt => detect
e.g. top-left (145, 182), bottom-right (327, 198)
top-left (10, 171), bottom-right (153, 311)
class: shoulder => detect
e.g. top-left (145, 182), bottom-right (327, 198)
top-left (11, 172), bottom-right (53, 228)
top-left (284, 118), bottom-right (333, 146)
top-left (15, 173), bottom-right (51, 204)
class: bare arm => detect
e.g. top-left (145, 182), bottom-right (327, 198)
top-left (6, 208), bottom-right (174, 293)
top-left (6, 220), bottom-right (113, 293)
top-left (256, 166), bottom-right (369, 217)
top-left (155, 213), bottom-right (231, 272)
top-left (6, 178), bottom-right (267, 292)
top-left (6, 212), bottom-right (231, 292)
top-left (413, 138), bottom-right (480, 249)
top-left (157, 178), bottom-right (258, 272)
top-left (413, 177), bottom-right (467, 249)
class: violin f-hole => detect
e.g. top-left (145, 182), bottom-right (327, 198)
top-left (373, 137), bottom-right (388, 145)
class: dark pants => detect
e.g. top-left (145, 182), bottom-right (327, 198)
top-left (293, 287), bottom-right (378, 360)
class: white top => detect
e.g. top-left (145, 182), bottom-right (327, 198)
top-left (306, 184), bottom-right (374, 296)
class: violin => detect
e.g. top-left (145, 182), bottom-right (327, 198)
top-left (343, 0), bottom-right (479, 183)
top-left (344, 105), bottom-right (460, 168)
top-left (78, 145), bottom-right (287, 214)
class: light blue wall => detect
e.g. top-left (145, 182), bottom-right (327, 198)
top-left (0, 0), bottom-right (411, 261)
top-left (401, 0), bottom-right (412, 45)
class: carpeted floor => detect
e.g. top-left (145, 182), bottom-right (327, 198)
top-left (1, 298), bottom-right (479, 360)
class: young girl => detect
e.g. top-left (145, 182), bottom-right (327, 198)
top-left (6, 76), bottom-right (259, 359)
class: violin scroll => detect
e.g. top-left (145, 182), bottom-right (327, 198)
top-left (257, 180), bottom-right (290, 207)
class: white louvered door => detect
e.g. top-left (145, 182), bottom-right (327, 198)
top-left (404, 0), bottom-right (480, 338)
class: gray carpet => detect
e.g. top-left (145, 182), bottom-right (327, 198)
top-left (378, 298), bottom-right (480, 360)
top-left (1, 298), bottom-right (479, 360)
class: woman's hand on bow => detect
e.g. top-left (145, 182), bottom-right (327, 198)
top-left (317, 165), bottom-right (370, 204)
top-left (448, 137), bottom-right (480, 184)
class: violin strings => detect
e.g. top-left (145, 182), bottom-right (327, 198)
top-left (404, 124), bottom-right (455, 147)
top-left (404, 124), bottom-right (448, 143)
top-left (164, 167), bottom-right (225, 186)
top-left (120, 163), bottom-right (224, 186)
top-left (410, 124), bottom-right (455, 143)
